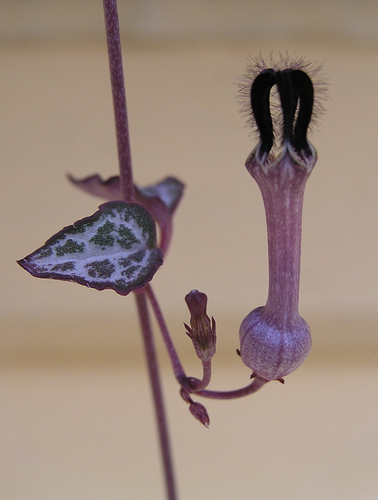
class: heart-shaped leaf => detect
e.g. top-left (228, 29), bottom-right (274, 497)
top-left (18, 202), bottom-right (163, 295)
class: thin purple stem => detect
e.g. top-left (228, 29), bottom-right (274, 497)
top-left (135, 292), bottom-right (177, 500)
top-left (186, 360), bottom-right (212, 391)
top-left (103, 0), bottom-right (135, 201)
top-left (145, 285), bottom-right (186, 381)
top-left (195, 375), bottom-right (268, 400)
top-left (199, 360), bottom-right (212, 389)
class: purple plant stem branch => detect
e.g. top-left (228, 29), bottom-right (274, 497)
top-left (195, 375), bottom-right (268, 400)
top-left (135, 292), bottom-right (177, 500)
top-left (103, 0), bottom-right (135, 201)
top-left (198, 360), bottom-right (212, 389)
top-left (186, 360), bottom-right (212, 391)
top-left (145, 285), bottom-right (187, 381)
top-left (102, 4), bottom-right (178, 495)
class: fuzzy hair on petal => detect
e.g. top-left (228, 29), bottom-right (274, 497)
top-left (237, 52), bottom-right (328, 149)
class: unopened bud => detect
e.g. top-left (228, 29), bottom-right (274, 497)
top-left (184, 290), bottom-right (216, 361)
top-left (189, 401), bottom-right (210, 428)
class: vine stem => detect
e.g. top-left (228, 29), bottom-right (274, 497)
top-left (103, 0), bottom-right (135, 201)
top-left (135, 292), bottom-right (177, 500)
top-left (197, 360), bottom-right (212, 390)
top-left (195, 375), bottom-right (268, 399)
top-left (102, 2), bottom-right (176, 497)
top-left (145, 285), bottom-right (186, 381)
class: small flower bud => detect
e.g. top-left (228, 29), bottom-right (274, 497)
top-left (184, 290), bottom-right (216, 362)
top-left (189, 401), bottom-right (210, 428)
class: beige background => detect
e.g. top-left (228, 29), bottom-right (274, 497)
top-left (1, 1), bottom-right (377, 499)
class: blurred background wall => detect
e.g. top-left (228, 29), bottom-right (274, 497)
top-left (1, 0), bottom-right (376, 43)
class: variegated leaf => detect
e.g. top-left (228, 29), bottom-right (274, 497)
top-left (18, 202), bottom-right (163, 295)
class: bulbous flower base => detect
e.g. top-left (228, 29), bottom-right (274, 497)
top-left (239, 306), bottom-right (312, 380)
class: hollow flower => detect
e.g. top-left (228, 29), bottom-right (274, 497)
top-left (239, 59), bottom-right (322, 380)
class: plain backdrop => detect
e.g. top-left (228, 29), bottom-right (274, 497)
top-left (1, 1), bottom-right (377, 499)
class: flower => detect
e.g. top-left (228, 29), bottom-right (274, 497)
top-left (238, 58), bottom-right (324, 381)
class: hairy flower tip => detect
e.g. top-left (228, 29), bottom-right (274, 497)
top-left (238, 52), bottom-right (327, 158)
top-left (184, 290), bottom-right (216, 361)
top-left (189, 402), bottom-right (210, 428)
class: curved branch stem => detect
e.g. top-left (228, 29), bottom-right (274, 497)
top-left (195, 375), bottom-right (268, 400)
top-left (185, 360), bottom-right (212, 391)
top-left (199, 360), bottom-right (212, 389)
